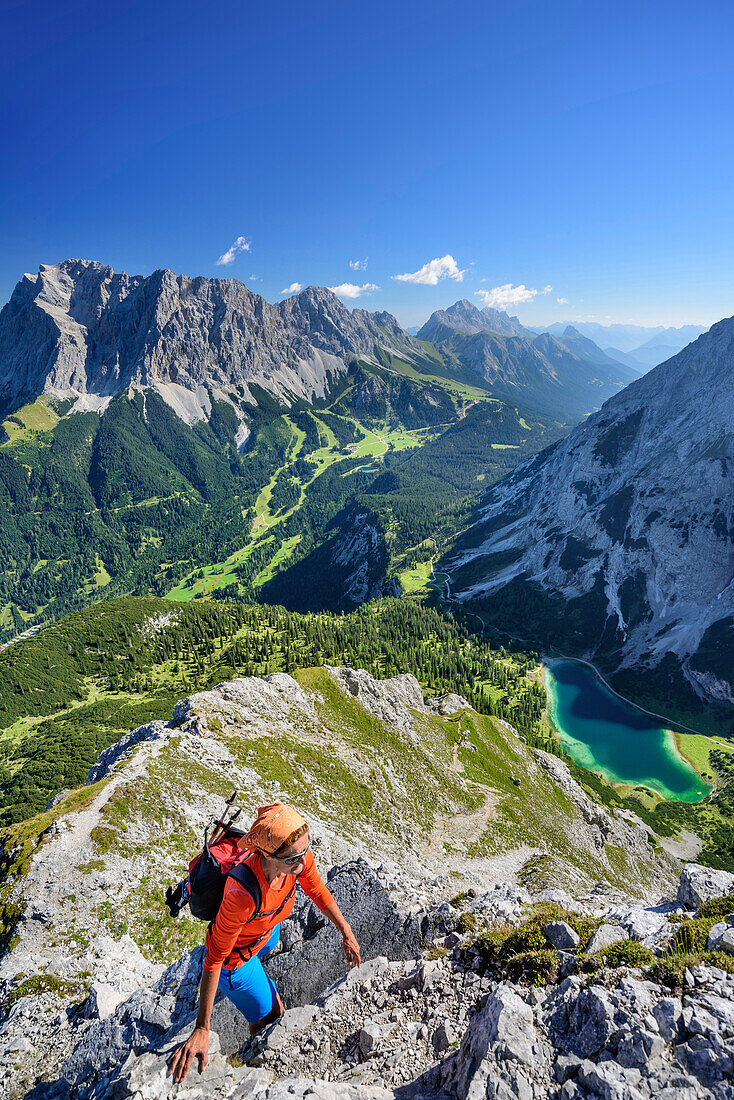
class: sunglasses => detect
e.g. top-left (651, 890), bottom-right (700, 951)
top-left (276, 843), bottom-right (311, 865)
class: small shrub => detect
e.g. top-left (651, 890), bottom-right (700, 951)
top-left (427, 946), bottom-right (448, 960)
top-left (506, 949), bottom-right (558, 986)
top-left (503, 922), bottom-right (546, 954)
top-left (672, 918), bottom-right (711, 956)
top-left (699, 895), bottom-right (734, 920)
top-left (457, 912), bottom-right (478, 933)
top-left (76, 859), bottom-right (106, 874)
top-left (507, 902), bottom-right (599, 953)
top-left (579, 953), bottom-right (604, 974)
top-left (649, 952), bottom-right (700, 989)
top-left (7, 973), bottom-right (88, 1011)
top-left (449, 889), bottom-right (477, 909)
top-left (705, 950), bottom-right (734, 974)
top-left (601, 940), bottom-right (655, 968)
top-left (90, 825), bottom-right (118, 853)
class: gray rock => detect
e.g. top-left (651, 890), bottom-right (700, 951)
top-left (615, 1027), bottom-right (667, 1071)
top-left (587, 923), bottom-right (628, 955)
top-left (578, 1058), bottom-right (646, 1099)
top-left (44, 789), bottom-right (70, 812)
top-left (86, 721), bottom-right (170, 783)
top-left (83, 981), bottom-right (125, 1021)
top-left (432, 1020), bottom-right (456, 1052)
top-left (545, 921), bottom-right (580, 950)
top-left (565, 986), bottom-right (619, 1056)
top-left (444, 982), bottom-right (551, 1099)
top-left (707, 921), bottom-right (734, 955)
top-left (426, 693), bottom-right (471, 715)
top-left (358, 1022), bottom-right (383, 1057)
top-left (554, 1052), bottom-right (584, 1083)
top-left (677, 863), bottom-right (734, 910)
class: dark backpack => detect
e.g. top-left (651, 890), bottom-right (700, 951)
top-left (165, 820), bottom-right (299, 965)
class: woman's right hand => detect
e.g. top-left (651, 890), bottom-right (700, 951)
top-left (167, 1026), bottom-right (210, 1082)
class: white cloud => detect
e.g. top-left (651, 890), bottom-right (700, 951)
top-left (557, 297), bottom-right (569, 305)
top-left (215, 235), bottom-right (251, 265)
top-left (474, 284), bottom-right (538, 309)
top-left (393, 254), bottom-right (465, 285)
top-left (349, 257), bottom-right (368, 271)
top-left (328, 282), bottom-right (380, 299)
top-left (281, 282), bottom-right (303, 295)
top-left (542, 285), bottom-right (553, 295)
top-left (248, 273), bottom-right (259, 282)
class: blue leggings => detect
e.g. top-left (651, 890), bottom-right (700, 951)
top-left (216, 924), bottom-right (280, 1023)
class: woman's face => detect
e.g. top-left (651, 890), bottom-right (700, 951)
top-left (269, 830), bottom-right (310, 875)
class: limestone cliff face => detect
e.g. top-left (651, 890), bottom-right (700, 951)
top-left (446, 316), bottom-right (734, 703)
top-left (0, 260), bottom-right (415, 420)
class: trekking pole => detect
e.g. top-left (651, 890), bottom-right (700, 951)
top-left (209, 790), bottom-right (240, 846)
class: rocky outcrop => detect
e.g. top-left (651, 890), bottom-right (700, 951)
top-left (7, 870), bottom-right (734, 1100)
top-left (677, 864), bottom-right (734, 910)
top-left (0, 664), bottom-right (689, 1097)
top-left (0, 260), bottom-right (418, 420)
top-left (445, 316), bottom-right (734, 706)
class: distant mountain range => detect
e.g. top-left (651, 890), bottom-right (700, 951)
top-left (416, 300), bottom-right (637, 421)
top-left (538, 320), bottom-right (708, 371)
top-left (444, 315), bottom-right (734, 722)
top-left (2, 267), bottom-right (642, 431)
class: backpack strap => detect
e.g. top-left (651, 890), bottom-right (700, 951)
top-left (222, 867), bottom-right (300, 967)
top-left (227, 861), bottom-right (262, 921)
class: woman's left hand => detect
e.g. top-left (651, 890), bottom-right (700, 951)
top-left (342, 926), bottom-right (361, 967)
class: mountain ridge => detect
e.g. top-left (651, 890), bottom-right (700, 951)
top-left (0, 260), bottom-right (417, 424)
top-left (444, 315), bottom-right (734, 718)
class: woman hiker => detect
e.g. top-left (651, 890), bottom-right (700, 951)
top-left (168, 801), bottom-right (361, 1083)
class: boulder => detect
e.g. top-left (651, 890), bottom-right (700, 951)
top-left (586, 924), bottom-right (627, 955)
top-left (84, 981), bottom-right (125, 1021)
top-left (432, 1020), bottom-right (456, 1052)
top-left (545, 921), bottom-right (580, 951)
top-left (677, 864), bottom-right (734, 910)
top-left (358, 1021), bottom-right (384, 1057)
top-left (427, 693), bottom-right (471, 715)
top-left (707, 920), bottom-right (734, 955)
top-left (445, 982), bottom-right (551, 1099)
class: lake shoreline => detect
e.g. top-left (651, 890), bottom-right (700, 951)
top-left (541, 652), bottom-right (707, 738)
top-left (542, 657), bottom-right (711, 802)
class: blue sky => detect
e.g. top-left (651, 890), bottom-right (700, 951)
top-left (2, 0), bottom-right (734, 328)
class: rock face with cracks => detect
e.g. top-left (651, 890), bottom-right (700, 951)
top-left (0, 260), bottom-right (418, 422)
top-left (444, 314), bottom-right (734, 706)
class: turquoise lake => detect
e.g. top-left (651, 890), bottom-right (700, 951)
top-left (544, 659), bottom-right (710, 802)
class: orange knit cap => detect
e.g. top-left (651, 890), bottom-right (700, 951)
top-left (238, 802), bottom-right (307, 854)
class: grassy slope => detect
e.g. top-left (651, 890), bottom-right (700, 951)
top-left (1, 666), bottom-right (678, 972)
top-left (0, 596), bottom-right (552, 824)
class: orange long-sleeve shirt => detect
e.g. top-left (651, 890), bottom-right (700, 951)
top-left (203, 848), bottom-right (334, 972)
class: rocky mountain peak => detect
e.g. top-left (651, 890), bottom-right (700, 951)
top-left (0, 260), bottom-right (417, 422)
top-left (417, 300), bottom-right (526, 341)
top-left (445, 314), bottom-right (734, 705)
